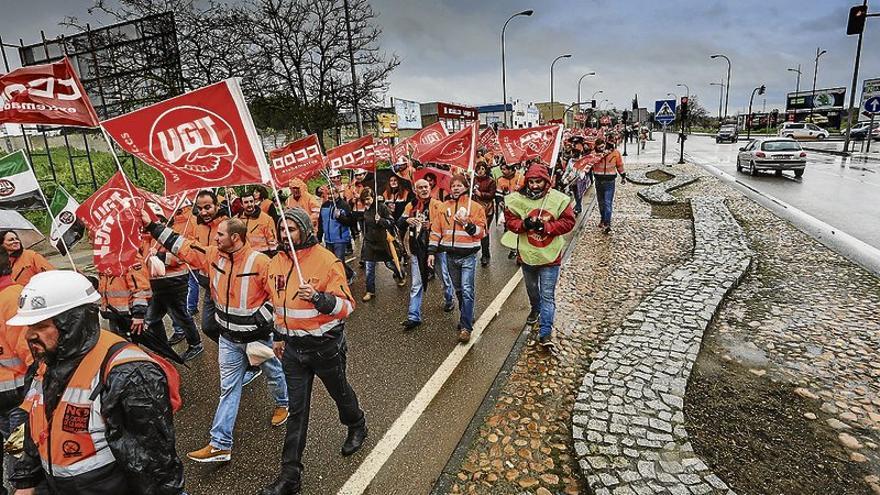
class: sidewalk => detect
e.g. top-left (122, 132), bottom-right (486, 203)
top-left (440, 153), bottom-right (880, 494)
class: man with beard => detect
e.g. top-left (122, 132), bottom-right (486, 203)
top-left (285, 178), bottom-right (321, 229)
top-left (259, 208), bottom-right (365, 495)
top-left (9, 270), bottom-right (186, 495)
top-left (192, 190), bottom-right (228, 342)
top-left (501, 164), bottom-right (576, 350)
top-left (239, 192), bottom-right (278, 254)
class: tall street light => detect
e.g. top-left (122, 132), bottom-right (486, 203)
top-left (710, 81), bottom-right (725, 124)
top-left (710, 54), bottom-right (732, 119)
top-left (501, 9), bottom-right (534, 128)
top-left (809, 47), bottom-right (827, 123)
top-left (667, 91), bottom-right (678, 101)
top-left (577, 72), bottom-right (597, 112)
top-left (787, 65), bottom-right (802, 93)
top-left (550, 53), bottom-right (572, 120)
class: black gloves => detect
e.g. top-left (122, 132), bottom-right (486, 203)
top-left (464, 223), bottom-right (477, 236)
top-left (620, 172), bottom-right (627, 184)
top-left (523, 217), bottom-right (544, 232)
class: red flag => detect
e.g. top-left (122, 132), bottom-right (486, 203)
top-left (101, 79), bottom-right (270, 195)
top-left (374, 137), bottom-right (393, 162)
top-left (326, 135), bottom-right (376, 171)
top-left (498, 124), bottom-right (564, 166)
top-left (573, 153), bottom-right (603, 171)
top-left (75, 172), bottom-right (145, 276)
top-left (478, 127), bottom-right (500, 153)
top-left (0, 57), bottom-right (99, 127)
top-left (416, 123), bottom-right (478, 173)
top-left (394, 121), bottom-right (448, 163)
top-left (268, 134), bottom-right (325, 185)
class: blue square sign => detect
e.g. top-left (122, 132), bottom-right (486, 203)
top-left (655, 99), bottom-right (677, 124)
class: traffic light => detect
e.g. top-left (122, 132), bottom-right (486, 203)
top-left (758, 85), bottom-right (766, 96)
top-left (680, 97), bottom-right (689, 121)
top-left (847, 5), bottom-right (868, 35)
top-left (591, 99), bottom-right (597, 109)
top-left (622, 110), bottom-right (630, 123)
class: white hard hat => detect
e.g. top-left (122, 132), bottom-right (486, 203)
top-left (8, 270), bottom-right (100, 326)
top-left (328, 169), bottom-right (342, 178)
top-left (354, 168), bottom-right (367, 176)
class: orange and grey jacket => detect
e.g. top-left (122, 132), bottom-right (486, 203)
top-left (0, 283), bottom-right (30, 409)
top-left (239, 209), bottom-right (278, 253)
top-left (192, 213), bottom-right (228, 286)
top-left (428, 195), bottom-right (487, 257)
top-left (97, 263), bottom-right (152, 320)
top-left (9, 249), bottom-right (54, 286)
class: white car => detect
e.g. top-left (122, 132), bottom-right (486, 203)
top-left (737, 138), bottom-right (807, 178)
top-left (777, 122), bottom-right (829, 140)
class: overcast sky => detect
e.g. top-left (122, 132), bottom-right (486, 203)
top-left (1, 0), bottom-right (878, 115)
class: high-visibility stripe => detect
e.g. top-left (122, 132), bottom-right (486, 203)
top-left (0, 357), bottom-right (24, 367)
top-left (274, 307), bottom-right (320, 319)
top-left (0, 376), bottom-right (25, 392)
top-left (109, 347), bottom-right (151, 365)
top-left (212, 257), bottom-right (226, 293)
top-left (238, 251), bottom-right (260, 312)
top-left (275, 319), bottom-right (342, 337)
top-left (215, 315), bottom-right (259, 333)
top-left (330, 298), bottom-right (353, 316)
top-left (220, 305), bottom-right (264, 317)
top-left (171, 236), bottom-right (185, 254)
top-left (102, 290), bottom-right (130, 297)
top-left (157, 228), bottom-right (174, 245)
top-left (44, 445), bottom-right (115, 478)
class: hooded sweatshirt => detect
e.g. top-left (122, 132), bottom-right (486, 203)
top-left (285, 178), bottom-right (321, 228)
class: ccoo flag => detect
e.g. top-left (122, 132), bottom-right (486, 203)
top-left (0, 150), bottom-right (42, 211)
top-left (48, 185), bottom-right (85, 255)
top-left (0, 58), bottom-right (100, 128)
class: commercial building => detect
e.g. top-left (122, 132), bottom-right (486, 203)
top-left (477, 100), bottom-right (540, 129)
top-left (420, 102), bottom-right (479, 133)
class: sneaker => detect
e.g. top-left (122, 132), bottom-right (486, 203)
top-left (458, 329), bottom-right (471, 343)
top-left (538, 334), bottom-right (556, 351)
top-left (443, 301), bottom-right (454, 313)
top-left (187, 444), bottom-right (231, 463)
top-left (604, 226), bottom-right (612, 235)
top-left (526, 310), bottom-right (540, 326)
top-left (401, 319), bottom-right (422, 331)
top-left (507, 250), bottom-right (517, 260)
top-left (362, 292), bottom-right (374, 302)
top-left (480, 257), bottom-right (490, 267)
top-left (181, 344), bottom-right (204, 362)
top-left (395, 277), bottom-right (407, 288)
top-left (271, 406), bottom-right (289, 427)
top-left (243, 367), bottom-right (263, 387)
top-left (168, 331), bottom-right (186, 346)
top-left (341, 425), bottom-right (368, 456)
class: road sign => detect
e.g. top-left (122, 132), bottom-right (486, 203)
top-left (655, 99), bottom-right (676, 125)
top-left (864, 96), bottom-right (880, 115)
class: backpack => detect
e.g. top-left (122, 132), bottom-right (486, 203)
top-left (92, 341), bottom-right (183, 413)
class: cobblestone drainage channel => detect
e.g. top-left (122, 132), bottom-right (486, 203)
top-left (572, 196), bottom-right (753, 495)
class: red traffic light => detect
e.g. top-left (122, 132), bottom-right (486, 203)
top-left (847, 5), bottom-right (867, 35)
top-left (680, 96), bottom-right (689, 105)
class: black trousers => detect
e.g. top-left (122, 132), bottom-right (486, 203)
top-left (278, 333), bottom-right (364, 481)
top-left (146, 283), bottom-right (201, 347)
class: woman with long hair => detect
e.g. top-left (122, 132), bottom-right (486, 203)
top-left (0, 230), bottom-right (53, 286)
top-left (360, 187), bottom-right (405, 301)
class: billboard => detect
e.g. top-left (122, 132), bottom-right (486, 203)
top-left (377, 112), bottom-right (399, 137)
top-left (860, 77), bottom-right (880, 121)
top-left (393, 98), bottom-right (422, 129)
top-left (785, 87), bottom-right (846, 129)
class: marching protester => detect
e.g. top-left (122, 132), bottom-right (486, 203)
top-left (345, 169), bottom-right (369, 239)
top-left (382, 175), bottom-right (412, 221)
top-left (260, 208), bottom-right (366, 495)
top-left (1, 231), bottom-right (53, 287)
top-left (140, 211), bottom-right (290, 463)
top-left (286, 178), bottom-right (321, 229)
top-left (496, 162), bottom-right (524, 259)
top-left (9, 270), bottom-right (186, 495)
top-left (252, 185), bottom-right (279, 223)
top-left (0, 256), bottom-right (29, 494)
top-left (97, 252), bottom-right (151, 339)
top-left (502, 164), bottom-right (576, 349)
top-left (427, 174), bottom-right (487, 343)
top-left (192, 190), bottom-right (228, 342)
top-left (398, 179), bottom-right (448, 330)
top-left (424, 171), bottom-right (444, 200)
top-left (318, 173), bottom-right (356, 284)
top-left (239, 191), bottom-right (279, 254)
top-left (170, 204), bottom-right (202, 323)
top-left (472, 161), bottom-right (497, 267)
top-left (359, 187), bottom-right (406, 302)
top-left (589, 139), bottom-right (626, 234)
top-left (568, 136), bottom-right (592, 216)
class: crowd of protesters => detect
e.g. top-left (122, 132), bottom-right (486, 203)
top-left (0, 126), bottom-right (626, 494)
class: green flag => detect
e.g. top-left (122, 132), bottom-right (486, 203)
top-left (0, 150), bottom-right (42, 211)
top-left (49, 185), bottom-right (85, 255)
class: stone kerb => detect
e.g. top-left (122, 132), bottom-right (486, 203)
top-left (572, 196), bottom-right (753, 494)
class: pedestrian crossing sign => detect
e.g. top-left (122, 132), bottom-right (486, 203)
top-left (654, 99), bottom-right (677, 124)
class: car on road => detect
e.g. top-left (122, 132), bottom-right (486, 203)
top-left (715, 124), bottom-right (738, 143)
top-left (778, 122), bottom-right (829, 140)
top-left (737, 138), bottom-right (807, 178)
top-left (849, 121), bottom-right (880, 141)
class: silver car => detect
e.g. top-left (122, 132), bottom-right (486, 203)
top-left (737, 138), bottom-right (807, 178)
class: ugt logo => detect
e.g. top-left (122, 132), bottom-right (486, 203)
top-left (149, 106), bottom-right (238, 181)
top-left (519, 129), bottom-right (553, 155)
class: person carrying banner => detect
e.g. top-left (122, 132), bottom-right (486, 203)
top-left (427, 174), bottom-right (487, 343)
top-left (588, 139), bottom-right (626, 234)
top-left (285, 178), bottom-right (321, 229)
top-left (381, 175), bottom-right (412, 222)
top-left (192, 190), bottom-right (228, 342)
top-left (472, 161), bottom-right (497, 267)
top-left (8, 270), bottom-right (186, 495)
top-left (399, 179), bottom-right (449, 330)
top-left (239, 192), bottom-right (278, 254)
top-left (97, 256), bottom-right (152, 339)
top-left (1, 231), bottom-right (53, 287)
top-left (140, 212), bottom-right (289, 463)
top-left (502, 164), bottom-right (577, 350)
top-left (345, 169), bottom-right (369, 239)
top-left (360, 188), bottom-right (406, 302)
top-left (495, 162), bottom-right (524, 259)
top-left (260, 208), bottom-right (366, 495)
top-left (319, 172), bottom-right (356, 285)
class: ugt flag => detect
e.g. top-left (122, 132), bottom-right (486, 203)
top-left (326, 135), bottom-right (377, 172)
top-left (0, 150), bottom-right (42, 211)
top-left (478, 127), bottom-right (500, 154)
top-left (101, 78), bottom-right (270, 196)
top-left (268, 134), bottom-right (325, 185)
top-left (0, 57), bottom-right (100, 128)
top-left (397, 121), bottom-right (448, 162)
top-left (76, 172), bottom-right (145, 276)
top-left (48, 185), bottom-right (85, 255)
top-left (416, 123), bottom-right (478, 172)
top-left (498, 124), bottom-right (564, 166)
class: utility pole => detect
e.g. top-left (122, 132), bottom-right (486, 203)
top-left (809, 47), bottom-right (827, 124)
top-left (747, 85), bottom-right (766, 140)
top-left (343, 0), bottom-right (363, 137)
top-left (788, 65), bottom-right (802, 93)
top-left (501, 10), bottom-right (533, 129)
top-left (711, 54), bottom-right (732, 119)
top-left (843, 1), bottom-right (876, 153)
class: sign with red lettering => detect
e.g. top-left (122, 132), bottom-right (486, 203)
top-left (325, 135), bottom-right (376, 171)
top-left (268, 134), bottom-right (324, 185)
top-left (0, 58), bottom-right (99, 127)
top-left (498, 124), bottom-right (564, 166)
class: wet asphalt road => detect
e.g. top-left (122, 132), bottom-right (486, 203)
top-left (170, 223), bottom-right (528, 495)
top-left (682, 135), bottom-right (880, 250)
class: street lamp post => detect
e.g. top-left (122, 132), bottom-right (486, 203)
top-left (710, 81), bottom-right (724, 125)
top-left (747, 84), bottom-right (766, 140)
top-left (787, 65), bottom-right (802, 93)
top-left (710, 54), bottom-right (732, 119)
top-left (576, 71), bottom-right (597, 113)
top-left (809, 47), bottom-right (827, 123)
top-left (501, 9), bottom-right (533, 128)
top-left (550, 54), bottom-right (572, 121)
top-left (587, 90), bottom-right (603, 128)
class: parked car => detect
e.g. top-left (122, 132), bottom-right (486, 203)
top-left (737, 138), bottom-right (807, 178)
top-left (715, 124), bottom-right (738, 143)
top-left (778, 122), bottom-right (829, 140)
top-left (849, 121), bottom-right (880, 141)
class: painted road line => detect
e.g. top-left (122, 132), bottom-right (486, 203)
top-left (337, 268), bottom-right (525, 495)
top-left (685, 151), bottom-right (880, 278)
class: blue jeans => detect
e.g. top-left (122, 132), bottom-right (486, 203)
top-left (1, 407), bottom-right (26, 494)
top-left (522, 264), bottom-right (561, 338)
top-left (210, 335), bottom-right (289, 450)
top-left (436, 252), bottom-right (454, 305)
top-left (364, 260), bottom-right (401, 294)
top-left (445, 252), bottom-right (478, 331)
top-left (595, 176), bottom-right (616, 226)
top-left (407, 255), bottom-right (426, 322)
top-left (186, 271), bottom-right (199, 314)
top-left (330, 242), bottom-right (354, 281)
top-left (147, 282), bottom-right (201, 347)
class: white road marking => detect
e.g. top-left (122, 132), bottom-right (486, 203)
top-left (337, 268), bottom-right (524, 495)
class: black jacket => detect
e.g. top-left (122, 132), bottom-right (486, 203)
top-left (11, 305), bottom-right (185, 495)
top-left (361, 203), bottom-right (396, 263)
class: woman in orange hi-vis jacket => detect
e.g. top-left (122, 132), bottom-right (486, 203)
top-left (1, 230), bottom-right (53, 287)
top-left (588, 139), bottom-right (627, 234)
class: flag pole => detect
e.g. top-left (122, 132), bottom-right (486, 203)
top-left (466, 123), bottom-right (478, 215)
top-left (25, 154), bottom-right (77, 270)
top-left (267, 179), bottom-right (306, 287)
top-left (99, 126), bottom-right (140, 200)
top-left (537, 124), bottom-right (565, 216)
